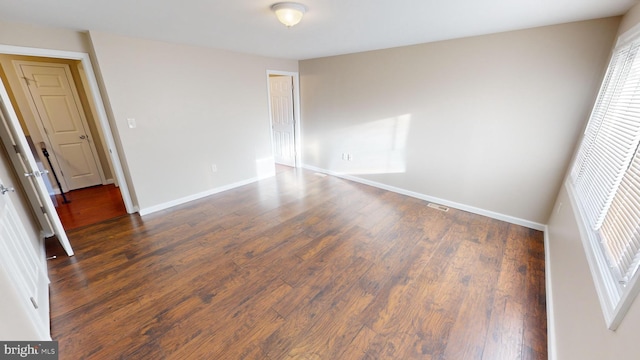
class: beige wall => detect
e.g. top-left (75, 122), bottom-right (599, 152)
top-left (299, 18), bottom-right (620, 225)
top-left (88, 31), bottom-right (298, 211)
top-left (618, 1), bottom-right (640, 36)
top-left (0, 21), bottom-right (90, 53)
top-left (546, 3), bottom-right (640, 359)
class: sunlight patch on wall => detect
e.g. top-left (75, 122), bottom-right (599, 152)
top-left (255, 156), bottom-right (276, 180)
top-left (334, 114), bottom-right (411, 175)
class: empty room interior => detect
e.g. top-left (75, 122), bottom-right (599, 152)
top-left (1, 0), bottom-right (640, 359)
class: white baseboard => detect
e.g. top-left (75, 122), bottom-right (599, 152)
top-left (544, 226), bottom-right (557, 360)
top-left (302, 164), bottom-right (546, 231)
top-left (49, 179), bottom-right (115, 196)
top-left (138, 177), bottom-right (261, 216)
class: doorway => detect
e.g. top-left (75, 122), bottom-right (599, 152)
top-left (267, 70), bottom-right (301, 168)
top-left (0, 45), bottom-right (134, 238)
top-left (14, 60), bottom-right (105, 191)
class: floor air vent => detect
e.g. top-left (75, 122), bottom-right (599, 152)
top-left (427, 203), bottom-right (449, 212)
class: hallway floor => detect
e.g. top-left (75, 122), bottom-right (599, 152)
top-left (53, 184), bottom-right (127, 230)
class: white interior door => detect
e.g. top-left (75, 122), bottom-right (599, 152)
top-left (0, 81), bottom-right (73, 256)
top-left (0, 175), bottom-right (50, 340)
top-left (269, 75), bottom-right (296, 167)
top-left (16, 61), bottom-right (104, 191)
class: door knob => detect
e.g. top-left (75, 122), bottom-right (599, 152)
top-left (80, 135), bottom-right (87, 140)
top-left (0, 184), bottom-right (14, 195)
top-left (24, 170), bottom-right (48, 178)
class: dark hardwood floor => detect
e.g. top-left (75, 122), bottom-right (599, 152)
top-left (52, 184), bottom-right (127, 230)
top-left (45, 167), bottom-right (547, 359)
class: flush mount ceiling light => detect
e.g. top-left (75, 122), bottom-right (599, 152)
top-left (271, 2), bottom-right (307, 28)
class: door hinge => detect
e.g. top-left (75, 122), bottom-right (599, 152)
top-left (43, 127), bottom-right (49, 135)
top-left (41, 206), bottom-right (46, 214)
top-left (13, 145), bottom-right (19, 153)
top-left (30, 297), bottom-right (39, 309)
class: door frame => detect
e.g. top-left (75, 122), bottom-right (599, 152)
top-left (13, 60), bottom-right (107, 192)
top-left (266, 70), bottom-right (301, 168)
top-left (0, 44), bottom-right (135, 214)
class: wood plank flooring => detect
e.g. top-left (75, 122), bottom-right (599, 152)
top-left (45, 167), bottom-right (547, 359)
top-left (53, 184), bottom-right (127, 230)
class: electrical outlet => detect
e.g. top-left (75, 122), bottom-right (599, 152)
top-left (341, 153), bottom-right (347, 160)
top-left (211, 164), bottom-right (218, 172)
top-left (347, 153), bottom-right (353, 161)
top-left (127, 118), bottom-right (136, 128)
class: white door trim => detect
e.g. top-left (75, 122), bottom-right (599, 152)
top-left (266, 70), bottom-right (301, 168)
top-left (0, 44), bottom-right (135, 214)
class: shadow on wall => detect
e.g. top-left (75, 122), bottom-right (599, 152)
top-left (329, 114), bottom-right (412, 175)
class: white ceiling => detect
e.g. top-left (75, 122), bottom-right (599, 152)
top-left (0, 0), bottom-right (636, 60)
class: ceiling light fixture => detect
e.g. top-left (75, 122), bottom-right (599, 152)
top-left (271, 2), bottom-right (307, 28)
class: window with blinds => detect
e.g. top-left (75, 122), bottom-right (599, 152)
top-left (569, 36), bottom-right (640, 330)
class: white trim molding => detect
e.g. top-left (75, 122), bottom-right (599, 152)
top-left (302, 164), bottom-right (546, 231)
top-left (544, 226), bottom-right (557, 360)
top-left (565, 180), bottom-right (640, 330)
top-left (139, 176), bottom-right (262, 216)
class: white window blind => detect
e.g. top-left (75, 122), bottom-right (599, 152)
top-left (572, 43), bottom-right (640, 231)
top-left (569, 36), bottom-right (640, 329)
top-left (600, 149), bottom-right (640, 283)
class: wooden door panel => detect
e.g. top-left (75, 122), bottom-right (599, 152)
top-left (0, 79), bottom-right (74, 256)
top-left (31, 72), bottom-right (63, 87)
top-left (269, 76), bottom-right (295, 167)
top-left (59, 143), bottom-right (101, 186)
top-left (18, 62), bottom-right (102, 190)
top-left (0, 175), bottom-right (50, 339)
top-left (0, 198), bottom-right (39, 302)
top-left (273, 131), bottom-right (293, 159)
top-left (41, 95), bottom-right (79, 133)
